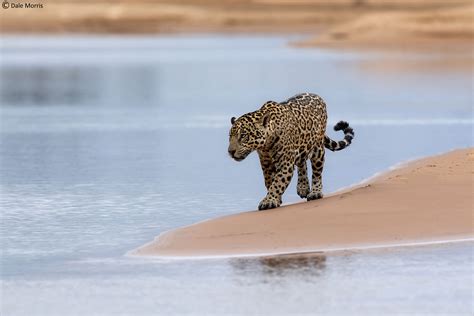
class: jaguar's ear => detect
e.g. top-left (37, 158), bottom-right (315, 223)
top-left (231, 117), bottom-right (236, 125)
top-left (261, 113), bottom-right (271, 128)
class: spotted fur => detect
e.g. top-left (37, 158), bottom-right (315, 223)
top-left (228, 93), bottom-right (354, 210)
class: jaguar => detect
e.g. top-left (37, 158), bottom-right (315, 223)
top-left (228, 92), bottom-right (354, 210)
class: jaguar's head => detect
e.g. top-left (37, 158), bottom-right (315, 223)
top-left (228, 113), bottom-right (270, 161)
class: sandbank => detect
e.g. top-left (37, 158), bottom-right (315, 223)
top-left (131, 148), bottom-right (474, 258)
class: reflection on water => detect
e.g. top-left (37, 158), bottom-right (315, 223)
top-left (1, 242), bottom-right (472, 315)
top-left (1, 67), bottom-right (98, 105)
top-left (233, 253), bottom-right (326, 278)
top-left (0, 65), bottom-right (157, 106)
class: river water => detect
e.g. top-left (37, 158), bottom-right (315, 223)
top-left (1, 35), bottom-right (472, 315)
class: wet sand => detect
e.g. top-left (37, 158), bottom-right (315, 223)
top-left (132, 148), bottom-right (474, 258)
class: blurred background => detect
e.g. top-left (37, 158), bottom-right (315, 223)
top-left (1, 0), bottom-right (473, 38)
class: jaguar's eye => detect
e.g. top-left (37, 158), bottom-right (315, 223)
top-left (239, 133), bottom-right (248, 141)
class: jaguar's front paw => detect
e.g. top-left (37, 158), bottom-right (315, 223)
top-left (258, 196), bottom-right (281, 210)
top-left (307, 191), bottom-right (323, 201)
top-left (297, 183), bottom-right (310, 199)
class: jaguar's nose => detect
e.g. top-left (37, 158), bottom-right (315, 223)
top-left (228, 149), bottom-right (236, 157)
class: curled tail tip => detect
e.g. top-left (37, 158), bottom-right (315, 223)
top-left (334, 121), bottom-right (349, 131)
top-left (325, 120), bottom-right (354, 152)
top-left (334, 121), bottom-right (354, 137)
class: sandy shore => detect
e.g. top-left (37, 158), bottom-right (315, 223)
top-left (2, 0), bottom-right (472, 53)
top-left (1, 1), bottom-right (471, 38)
top-left (131, 148), bottom-right (473, 258)
top-left (0, 0), bottom-right (366, 34)
top-left (297, 3), bottom-right (474, 51)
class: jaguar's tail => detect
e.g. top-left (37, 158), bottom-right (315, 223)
top-left (324, 121), bottom-right (354, 152)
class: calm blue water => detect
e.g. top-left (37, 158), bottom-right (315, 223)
top-left (1, 35), bottom-right (473, 315)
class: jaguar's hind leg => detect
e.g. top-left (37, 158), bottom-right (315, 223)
top-left (307, 147), bottom-right (325, 201)
top-left (296, 159), bottom-right (310, 199)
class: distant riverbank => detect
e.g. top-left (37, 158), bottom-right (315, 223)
top-left (1, 0), bottom-right (472, 52)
